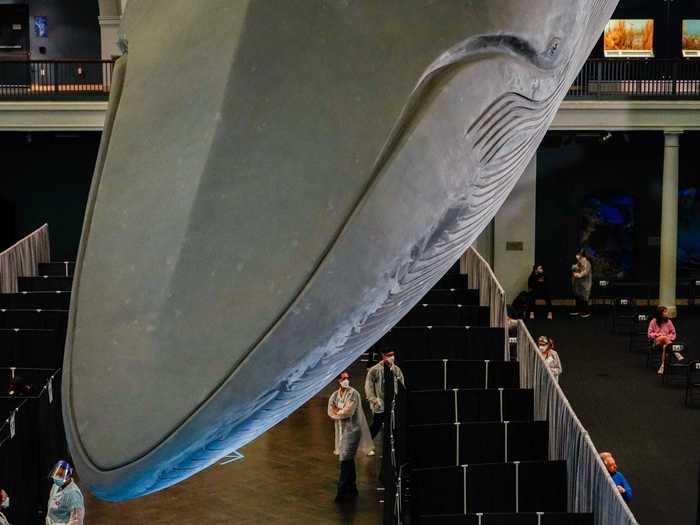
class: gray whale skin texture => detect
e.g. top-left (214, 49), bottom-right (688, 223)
top-left (63, 0), bottom-right (618, 501)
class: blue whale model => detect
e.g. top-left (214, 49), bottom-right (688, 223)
top-left (63, 0), bottom-right (618, 500)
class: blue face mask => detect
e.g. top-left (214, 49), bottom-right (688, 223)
top-left (52, 477), bottom-right (66, 487)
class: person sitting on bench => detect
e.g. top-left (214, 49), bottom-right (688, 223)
top-left (648, 305), bottom-right (683, 375)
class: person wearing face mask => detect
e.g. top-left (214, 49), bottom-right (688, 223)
top-left (328, 372), bottom-right (373, 502)
top-left (600, 452), bottom-right (633, 503)
top-left (46, 461), bottom-right (84, 525)
top-left (648, 305), bottom-right (681, 375)
top-left (527, 264), bottom-right (553, 320)
top-left (364, 351), bottom-right (405, 444)
top-left (570, 250), bottom-right (592, 318)
top-left (537, 336), bottom-right (562, 381)
top-left (0, 489), bottom-right (11, 525)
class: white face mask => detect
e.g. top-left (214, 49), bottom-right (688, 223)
top-left (538, 345), bottom-right (547, 352)
top-left (340, 379), bottom-right (350, 389)
top-left (1, 496), bottom-right (9, 509)
top-left (386, 356), bottom-right (395, 365)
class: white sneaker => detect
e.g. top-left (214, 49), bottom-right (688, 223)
top-left (367, 449), bottom-right (376, 457)
top-left (580, 313), bottom-right (591, 318)
top-left (657, 365), bottom-right (664, 375)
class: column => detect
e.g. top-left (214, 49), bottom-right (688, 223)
top-left (659, 131), bottom-right (682, 317)
top-left (98, 0), bottom-right (123, 60)
top-left (98, 16), bottom-right (122, 60)
top-left (493, 155), bottom-right (537, 302)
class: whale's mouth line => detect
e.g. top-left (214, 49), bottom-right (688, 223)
top-left (66, 32), bottom-right (571, 486)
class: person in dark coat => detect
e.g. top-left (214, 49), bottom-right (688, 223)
top-left (527, 264), bottom-right (553, 320)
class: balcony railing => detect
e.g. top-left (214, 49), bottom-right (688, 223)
top-left (1, 58), bottom-right (699, 102)
top-left (0, 60), bottom-right (114, 100)
top-left (568, 58), bottom-right (700, 99)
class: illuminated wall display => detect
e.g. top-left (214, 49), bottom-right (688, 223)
top-left (604, 19), bottom-right (654, 57)
top-left (682, 20), bottom-right (700, 58)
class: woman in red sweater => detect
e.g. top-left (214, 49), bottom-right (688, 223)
top-left (647, 305), bottom-right (682, 374)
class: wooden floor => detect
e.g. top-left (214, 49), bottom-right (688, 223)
top-left (85, 366), bottom-right (383, 524)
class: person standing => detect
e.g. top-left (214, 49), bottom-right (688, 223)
top-left (364, 351), bottom-right (405, 443)
top-left (648, 305), bottom-right (682, 375)
top-left (328, 371), bottom-right (373, 502)
top-left (528, 264), bottom-right (553, 320)
top-left (537, 336), bottom-right (562, 381)
top-left (570, 250), bottom-right (592, 318)
top-left (46, 460), bottom-right (84, 525)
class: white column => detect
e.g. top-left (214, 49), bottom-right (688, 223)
top-left (472, 219), bottom-right (494, 268)
top-left (99, 16), bottom-right (122, 60)
top-left (659, 131), bottom-right (682, 317)
top-left (493, 155), bottom-right (537, 302)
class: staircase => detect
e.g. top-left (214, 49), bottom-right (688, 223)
top-left (376, 268), bottom-right (594, 525)
top-left (0, 259), bottom-right (72, 524)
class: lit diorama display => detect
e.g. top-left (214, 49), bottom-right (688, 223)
top-left (682, 20), bottom-right (700, 58)
top-left (604, 19), bottom-right (654, 57)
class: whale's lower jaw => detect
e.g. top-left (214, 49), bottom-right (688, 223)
top-left (62, 0), bottom-right (619, 501)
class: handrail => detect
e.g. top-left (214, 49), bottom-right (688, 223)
top-left (0, 224), bottom-right (51, 293)
top-left (567, 58), bottom-right (700, 99)
top-left (460, 247), bottom-right (508, 359)
top-left (0, 59), bottom-right (115, 100)
top-left (464, 245), bottom-right (638, 524)
top-left (517, 320), bottom-right (639, 525)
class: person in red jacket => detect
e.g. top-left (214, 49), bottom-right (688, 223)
top-left (647, 305), bottom-right (682, 374)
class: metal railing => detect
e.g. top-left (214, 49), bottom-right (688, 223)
top-left (517, 320), bottom-right (639, 525)
top-left (0, 60), bottom-right (114, 100)
top-left (568, 58), bottom-right (700, 99)
top-left (460, 247), bottom-right (509, 359)
top-left (0, 224), bottom-right (51, 293)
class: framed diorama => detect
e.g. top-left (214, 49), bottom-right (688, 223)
top-left (682, 20), bottom-right (700, 58)
top-left (604, 19), bottom-right (654, 58)
top-left (33, 16), bottom-right (48, 38)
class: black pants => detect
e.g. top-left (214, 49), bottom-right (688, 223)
top-left (575, 296), bottom-right (590, 315)
top-left (337, 459), bottom-right (357, 497)
top-left (369, 412), bottom-right (384, 439)
top-left (527, 289), bottom-right (552, 315)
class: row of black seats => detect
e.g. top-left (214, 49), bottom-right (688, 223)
top-left (0, 309), bottom-right (68, 331)
top-left (418, 513), bottom-right (593, 525)
top-left (0, 292), bottom-right (71, 309)
top-left (401, 360), bottom-right (519, 391)
top-left (17, 277), bottom-right (72, 293)
top-left (374, 326), bottom-right (504, 361)
top-left (408, 388), bottom-right (533, 425)
top-left (399, 304), bottom-right (490, 327)
top-left (38, 262), bottom-right (75, 277)
top-left (408, 421), bottom-right (548, 468)
top-left (0, 330), bottom-right (62, 368)
top-left (422, 288), bottom-right (480, 305)
top-left (412, 460), bottom-right (568, 516)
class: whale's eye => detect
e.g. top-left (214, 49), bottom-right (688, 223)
top-left (547, 38), bottom-right (561, 57)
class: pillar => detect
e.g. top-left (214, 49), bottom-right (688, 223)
top-left (98, 0), bottom-right (123, 60)
top-left (493, 155), bottom-right (537, 302)
top-left (659, 131), bottom-right (682, 317)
